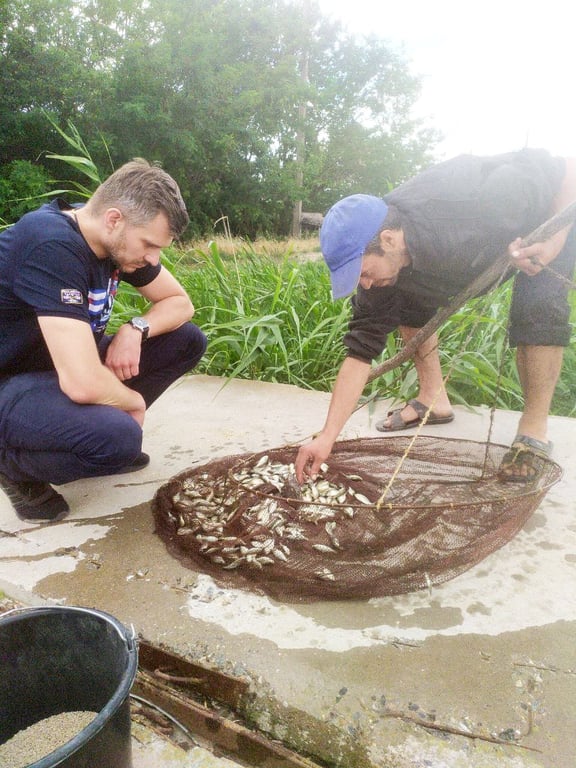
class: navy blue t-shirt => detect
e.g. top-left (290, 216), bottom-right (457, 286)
top-left (0, 199), bottom-right (161, 375)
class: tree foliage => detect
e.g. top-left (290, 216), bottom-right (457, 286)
top-left (0, 160), bottom-right (51, 223)
top-left (0, 0), bottom-right (439, 233)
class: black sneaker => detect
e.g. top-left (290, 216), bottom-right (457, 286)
top-left (114, 452), bottom-right (150, 475)
top-left (0, 472), bottom-right (70, 523)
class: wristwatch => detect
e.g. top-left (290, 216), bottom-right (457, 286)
top-left (129, 316), bottom-right (150, 341)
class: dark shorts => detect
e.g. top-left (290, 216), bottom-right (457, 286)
top-left (508, 226), bottom-right (576, 347)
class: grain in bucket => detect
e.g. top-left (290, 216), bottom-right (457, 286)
top-left (0, 605), bottom-right (137, 768)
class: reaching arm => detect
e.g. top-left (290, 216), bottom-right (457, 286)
top-left (104, 266), bottom-right (194, 381)
top-left (295, 356), bottom-right (371, 482)
top-left (510, 157), bottom-right (576, 275)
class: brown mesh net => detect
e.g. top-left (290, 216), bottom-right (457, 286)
top-left (152, 437), bottom-right (562, 602)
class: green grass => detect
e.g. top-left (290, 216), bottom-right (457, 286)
top-left (111, 243), bottom-right (350, 390)
top-left (109, 243), bottom-right (576, 417)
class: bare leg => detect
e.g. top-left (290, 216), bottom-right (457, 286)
top-left (499, 344), bottom-right (563, 481)
top-left (380, 327), bottom-right (452, 428)
top-left (515, 344), bottom-right (563, 443)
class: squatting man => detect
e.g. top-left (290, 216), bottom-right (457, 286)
top-left (295, 148), bottom-right (576, 485)
top-left (0, 160), bottom-right (207, 523)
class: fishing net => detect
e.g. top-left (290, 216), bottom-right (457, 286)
top-left (152, 436), bottom-right (562, 602)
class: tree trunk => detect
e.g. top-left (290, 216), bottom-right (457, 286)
top-left (290, 36), bottom-right (309, 238)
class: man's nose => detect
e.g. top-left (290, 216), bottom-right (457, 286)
top-left (145, 250), bottom-right (161, 266)
top-left (359, 277), bottom-right (373, 289)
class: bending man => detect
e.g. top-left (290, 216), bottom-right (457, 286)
top-left (295, 149), bottom-right (576, 484)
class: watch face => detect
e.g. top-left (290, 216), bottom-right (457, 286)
top-left (130, 317), bottom-right (149, 339)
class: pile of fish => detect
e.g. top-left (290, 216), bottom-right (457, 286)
top-left (168, 454), bottom-right (373, 579)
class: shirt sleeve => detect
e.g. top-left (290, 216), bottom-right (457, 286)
top-left (15, 238), bottom-right (93, 322)
top-left (121, 262), bottom-right (162, 287)
top-left (343, 287), bottom-right (400, 362)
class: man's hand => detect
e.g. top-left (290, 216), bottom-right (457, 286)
top-left (509, 237), bottom-right (546, 275)
top-left (295, 433), bottom-right (335, 483)
top-left (509, 236), bottom-right (559, 276)
top-left (104, 324), bottom-right (143, 381)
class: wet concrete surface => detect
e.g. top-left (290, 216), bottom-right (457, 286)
top-left (0, 374), bottom-right (575, 768)
top-left (131, 720), bottom-right (243, 768)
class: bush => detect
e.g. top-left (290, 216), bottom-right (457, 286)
top-left (0, 160), bottom-right (52, 224)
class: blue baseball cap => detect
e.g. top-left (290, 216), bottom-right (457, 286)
top-left (320, 194), bottom-right (388, 299)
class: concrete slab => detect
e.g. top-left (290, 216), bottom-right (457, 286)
top-left (0, 374), bottom-right (574, 768)
top-left (131, 720), bottom-right (242, 768)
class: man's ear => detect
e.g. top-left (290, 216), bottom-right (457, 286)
top-left (103, 208), bottom-right (123, 232)
top-left (378, 229), bottom-right (397, 250)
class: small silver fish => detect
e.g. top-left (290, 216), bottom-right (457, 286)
top-left (312, 543), bottom-right (338, 554)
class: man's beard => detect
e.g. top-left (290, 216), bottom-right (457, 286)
top-left (109, 231), bottom-right (128, 269)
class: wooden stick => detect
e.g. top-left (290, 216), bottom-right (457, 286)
top-left (366, 200), bottom-right (576, 383)
top-left (382, 708), bottom-right (541, 752)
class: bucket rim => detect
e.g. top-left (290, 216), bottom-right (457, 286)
top-left (0, 605), bottom-right (138, 768)
top-left (0, 605), bottom-right (136, 647)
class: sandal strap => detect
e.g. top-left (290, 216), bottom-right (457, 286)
top-left (407, 399), bottom-right (429, 419)
top-left (511, 435), bottom-right (552, 458)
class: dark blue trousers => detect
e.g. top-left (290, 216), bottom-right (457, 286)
top-left (0, 323), bottom-right (207, 485)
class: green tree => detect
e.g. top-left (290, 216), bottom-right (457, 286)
top-left (0, 0), bottom-right (439, 234)
top-left (98, 0), bottom-right (437, 233)
top-left (0, 0), bottom-right (100, 165)
top-left (0, 160), bottom-right (51, 223)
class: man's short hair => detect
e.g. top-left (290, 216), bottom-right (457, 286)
top-left (88, 159), bottom-right (189, 237)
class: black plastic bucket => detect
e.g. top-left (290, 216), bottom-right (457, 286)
top-left (0, 605), bottom-right (138, 768)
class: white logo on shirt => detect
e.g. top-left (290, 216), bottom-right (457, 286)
top-left (60, 288), bottom-right (84, 305)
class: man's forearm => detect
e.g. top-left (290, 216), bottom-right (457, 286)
top-left (554, 158), bottom-right (576, 214)
top-left (510, 159), bottom-right (576, 273)
top-left (294, 356), bottom-right (372, 482)
top-left (60, 363), bottom-right (146, 413)
top-left (135, 294), bottom-right (194, 338)
top-left (39, 315), bottom-right (146, 413)
top-left (320, 356), bottom-right (372, 441)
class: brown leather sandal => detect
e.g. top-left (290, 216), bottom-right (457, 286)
top-left (498, 435), bottom-right (553, 483)
top-left (376, 398), bottom-right (454, 432)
